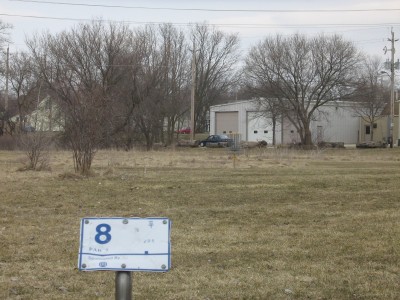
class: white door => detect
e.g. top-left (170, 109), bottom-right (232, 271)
top-left (247, 112), bottom-right (276, 143)
top-left (365, 125), bottom-right (371, 142)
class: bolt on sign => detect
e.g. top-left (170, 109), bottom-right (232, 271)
top-left (78, 218), bottom-right (171, 272)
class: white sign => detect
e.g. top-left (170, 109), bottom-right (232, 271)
top-left (78, 217), bottom-right (171, 272)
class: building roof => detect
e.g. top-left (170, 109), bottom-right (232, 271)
top-left (211, 99), bottom-right (362, 110)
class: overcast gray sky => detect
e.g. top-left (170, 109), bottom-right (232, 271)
top-left (1, 0), bottom-right (400, 61)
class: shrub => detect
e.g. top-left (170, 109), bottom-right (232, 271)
top-left (18, 132), bottom-right (51, 171)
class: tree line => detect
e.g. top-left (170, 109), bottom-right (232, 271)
top-left (0, 19), bottom-right (392, 174)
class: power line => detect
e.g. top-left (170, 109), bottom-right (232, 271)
top-left (0, 13), bottom-right (94, 23)
top-left (1, 13), bottom-right (400, 29)
top-left (9, 0), bottom-right (400, 13)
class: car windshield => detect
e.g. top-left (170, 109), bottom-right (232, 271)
top-left (219, 135), bottom-right (230, 139)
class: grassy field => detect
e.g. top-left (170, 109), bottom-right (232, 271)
top-left (0, 147), bottom-right (399, 299)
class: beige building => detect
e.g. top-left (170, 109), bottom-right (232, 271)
top-left (358, 102), bottom-right (400, 146)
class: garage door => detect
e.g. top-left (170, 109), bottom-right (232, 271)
top-left (215, 112), bottom-right (238, 134)
top-left (247, 112), bottom-right (274, 143)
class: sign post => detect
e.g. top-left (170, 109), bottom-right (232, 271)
top-left (115, 272), bottom-right (132, 300)
top-left (78, 217), bottom-right (171, 299)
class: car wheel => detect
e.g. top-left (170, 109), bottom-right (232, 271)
top-left (200, 142), bottom-right (205, 147)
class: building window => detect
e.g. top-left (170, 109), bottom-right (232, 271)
top-left (223, 131), bottom-right (226, 134)
top-left (373, 123), bottom-right (377, 129)
top-left (264, 130), bottom-right (268, 133)
top-left (254, 130), bottom-right (258, 134)
top-left (365, 125), bottom-right (371, 135)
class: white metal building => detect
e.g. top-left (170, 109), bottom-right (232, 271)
top-left (209, 100), bottom-right (360, 144)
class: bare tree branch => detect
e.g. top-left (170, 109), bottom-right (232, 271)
top-left (27, 20), bottom-right (131, 174)
top-left (351, 56), bottom-right (389, 141)
top-left (244, 33), bottom-right (361, 146)
top-left (191, 23), bottom-right (240, 132)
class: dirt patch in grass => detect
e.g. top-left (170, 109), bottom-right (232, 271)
top-left (0, 147), bottom-right (399, 299)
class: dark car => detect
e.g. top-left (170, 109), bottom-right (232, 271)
top-left (199, 134), bottom-right (233, 148)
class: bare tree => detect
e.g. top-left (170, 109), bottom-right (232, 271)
top-left (0, 20), bottom-right (12, 47)
top-left (27, 21), bottom-right (131, 175)
top-left (0, 20), bottom-right (13, 135)
top-left (8, 51), bottom-right (37, 132)
top-left (18, 131), bottom-right (51, 170)
top-left (159, 24), bottom-right (190, 145)
top-left (245, 33), bottom-right (361, 146)
top-left (190, 24), bottom-right (240, 133)
top-left (128, 26), bottom-right (164, 150)
top-left (351, 56), bottom-right (389, 141)
top-left (255, 98), bottom-right (281, 146)
top-left (125, 24), bottom-right (190, 150)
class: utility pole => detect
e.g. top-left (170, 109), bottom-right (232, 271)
top-left (5, 45), bottom-right (9, 112)
top-left (190, 39), bottom-right (196, 142)
top-left (387, 28), bottom-right (398, 147)
top-left (388, 27), bottom-right (400, 148)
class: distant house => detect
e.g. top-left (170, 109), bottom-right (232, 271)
top-left (209, 99), bottom-right (361, 145)
top-left (26, 97), bottom-right (64, 132)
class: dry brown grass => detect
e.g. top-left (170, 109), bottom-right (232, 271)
top-left (0, 147), bottom-right (399, 299)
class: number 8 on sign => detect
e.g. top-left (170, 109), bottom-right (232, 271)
top-left (95, 223), bottom-right (112, 244)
